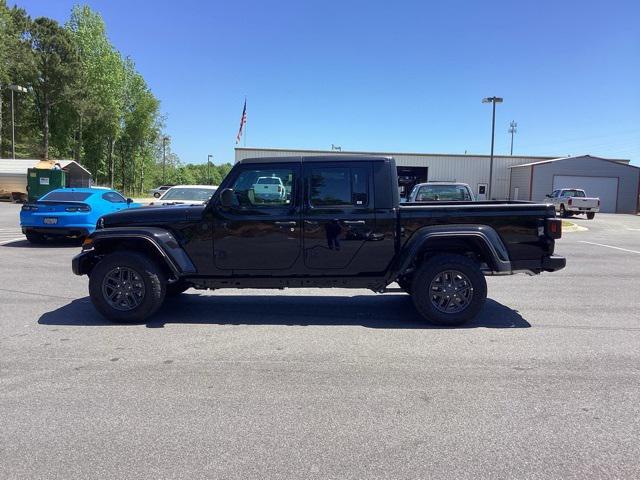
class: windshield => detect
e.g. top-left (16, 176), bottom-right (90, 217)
top-left (416, 185), bottom-right (471, 201)
top-left (41, 191), bottom-right (93, 202)
top-left (161, 187), bottom-right (216, 201)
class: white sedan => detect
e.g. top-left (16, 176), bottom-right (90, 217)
top-left (150, 185), bottom-right (218, 206)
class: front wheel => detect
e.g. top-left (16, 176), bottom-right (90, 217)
top-left (89, 252), bottom-right (166, 323)
top-left (411, 254), bottom-right (487, 326)
top-left (587, 212), bottom-right (595, 220)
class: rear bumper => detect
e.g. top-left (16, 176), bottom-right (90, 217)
top-left (542, 255), bottom-right (566, 272)
top-left (566, 206), bottom-right (599, 213)
top-left (22, 226), bottom-right (91, 237)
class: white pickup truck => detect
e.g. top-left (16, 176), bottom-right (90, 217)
top-left (546, 188), bottom-right (600, 219)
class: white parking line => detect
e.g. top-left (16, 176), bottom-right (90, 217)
top-left (579, 241), bottom-right (640, 255)
top-left (0, 237), bottom-right (24, 245)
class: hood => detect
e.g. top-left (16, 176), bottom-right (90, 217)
top-left (99, 204), bottom-right (206, 229)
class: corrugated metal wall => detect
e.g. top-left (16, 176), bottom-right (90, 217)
top-left (509, 166), bottom-right (532, 200)
top-left (235, 148), bottom-right (555, 200)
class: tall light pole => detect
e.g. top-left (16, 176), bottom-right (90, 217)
top-left (509, 120), bottom-right (517, 156)
top-left (207, 154), bottom-right (213, 185)
top-left (9, 85), bottom-right (28, 159)
top-left (162, 136), bottom-right (169, 183)
top-left (482, 96), bottom-right (503, 199)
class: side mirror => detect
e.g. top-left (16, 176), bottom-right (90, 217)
top-left (545, 194), bottom-right (551, 198)
top-left (126, 197), bottom-right (133, 204)
top-left (220, 188), bottom-right (234, 208)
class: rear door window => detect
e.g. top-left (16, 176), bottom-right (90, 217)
top-left (308, 166), bottom-right (369, 207)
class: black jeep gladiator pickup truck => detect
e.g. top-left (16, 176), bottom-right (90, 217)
top-left (72, 155), bottom-right (565, 326)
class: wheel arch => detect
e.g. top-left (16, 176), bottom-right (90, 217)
top-left (74, 228), bottom-right (196, 279)
top-left (386, 225), bottom-right (512, 285)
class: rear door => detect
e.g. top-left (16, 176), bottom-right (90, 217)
top-left (302, 161), bottom-right (374, 273)
top-left (213, 162), bottom-right (301, 271)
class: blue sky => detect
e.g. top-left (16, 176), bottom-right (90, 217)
top-left (12, 0), bottom-right (640, 165)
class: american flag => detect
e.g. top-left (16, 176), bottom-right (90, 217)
top-left (236, 99), bottom-right (247, 144)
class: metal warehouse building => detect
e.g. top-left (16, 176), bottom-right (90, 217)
top-left (235, 148), bottom-right (637, 211)
top-left (509, 155), bottom-right (640, 213)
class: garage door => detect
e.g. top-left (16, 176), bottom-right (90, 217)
top-left (553, 175), bottom-right (618, 213)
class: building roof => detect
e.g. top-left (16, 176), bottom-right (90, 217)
top-left (235, 146), bottom-right (559, 161)
top-left (509, 155), bottom-right (637, 169)
top-left (0, 159), bottom-right (92, 176)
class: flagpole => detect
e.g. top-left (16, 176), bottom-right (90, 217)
top-left (244, 96), bottom-right (247, 147)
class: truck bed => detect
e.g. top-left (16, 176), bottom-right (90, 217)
top-left (399, 201), bottom-right (557, 269)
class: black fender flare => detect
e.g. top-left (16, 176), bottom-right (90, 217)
top-left (72, 227), bottom-right (196, 276)
top-left (384, 224), bottom-right (512, 285)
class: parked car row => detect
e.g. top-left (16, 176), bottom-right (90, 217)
top-left (20, 184), bottom-right (218, 243)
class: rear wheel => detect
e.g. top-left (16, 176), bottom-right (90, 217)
top-left (587, 212), bottom-right (595, 220)
top-left (411, 254), bottom-right (487, 326)
top-left (559, 205), bottom-right (568, 218)
top-left (25, 232), bottom-right (46, 244)
top-left (89, 251), bottom-right (166, 323)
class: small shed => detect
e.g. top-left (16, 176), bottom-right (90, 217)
top-left (509, 155), bottom-right (640, 213)
top-left (0, 159), bottom-right (92, 200)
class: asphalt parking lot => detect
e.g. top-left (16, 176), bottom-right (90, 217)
top-left (1, 202), bottom-right (639, 479)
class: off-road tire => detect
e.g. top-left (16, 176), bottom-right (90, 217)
top-left (411, 254), bottom-right (487, 326)
top-left (89, 251), bottom-right (166, 323)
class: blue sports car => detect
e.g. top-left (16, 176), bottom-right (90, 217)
top-left (20, 187), bottom-right (140, 243)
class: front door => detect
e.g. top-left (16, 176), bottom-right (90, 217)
top-left (302, 161), bottom-right (374, 273)
top-left (213, 163), bottom-right (301, 271)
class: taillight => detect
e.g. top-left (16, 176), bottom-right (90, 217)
top-left (568, 198), bottom-right (572, 206)
top-left (546, 218), bottom-right (562, 239)
top-left (21, 204), bottom-right (38, 211)
top-left (597, 199), bottom-right (600, 206)
top-left (278, 186), bottom-right (282, 192)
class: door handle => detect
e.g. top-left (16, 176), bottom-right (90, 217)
top-left (304, 220), bottom-right (319, 226)
top-left (274, 221), bottom-right (296, 227)
top-left (343, 220), bottom-right (366, 225)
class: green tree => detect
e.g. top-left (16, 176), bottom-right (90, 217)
top-left (29, 16), bottom-right (80, 159)
top-left (66, 5), bottom-right (125, 180)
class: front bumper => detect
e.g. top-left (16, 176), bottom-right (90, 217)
top-left (542, 255), bottom-right (566, 272)
top-left (72, 250), bottom-right (96, 275)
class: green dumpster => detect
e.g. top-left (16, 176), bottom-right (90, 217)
top-left (27, 168), bottom-right (66, 202)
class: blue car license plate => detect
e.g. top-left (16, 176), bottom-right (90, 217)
top-left (43, 217), bottom-right (58, 225)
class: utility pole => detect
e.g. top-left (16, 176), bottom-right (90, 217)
top-left (482, 96), bottom-right (503, 199)
top-left (8, 85), bottom-right (27, 159)
top-left (207, 154), bottom-right (213, 185)
top-left (162, 136), bottom-right (169, 184)
top-left (509, 121), bottom-right (517, 156)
